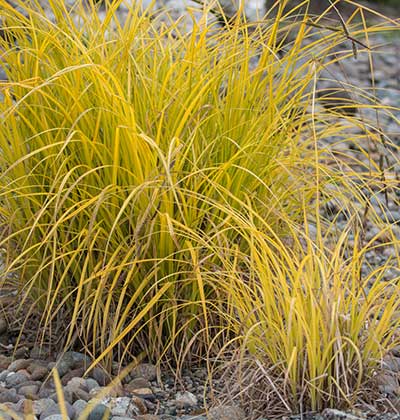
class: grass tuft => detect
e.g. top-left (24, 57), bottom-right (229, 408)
top-left (0, 0), bottom-right (399, 413)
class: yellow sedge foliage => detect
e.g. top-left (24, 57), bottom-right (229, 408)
top-left (0, 0), bottom-right (399, 412)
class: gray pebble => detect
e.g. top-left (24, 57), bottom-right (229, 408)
top-left (31, 366), bottom-right (49, 381)
top-left (91, 367), bottom-right (110, 386)
top-left (66, 377), bottom-right (88, 392)
top-left (47, 362), bottom-right (56, 371)
top-left (130, 364), bottom-right (157, 382)
top-left (15, 380), bottom-right (41, 391)
top-left (85, 379), bottom-right (100, 392)
top-left (0, 370), bottom-right (10, 382)
top-left (55, 354), bottom-right (75, 378)
top-left (40, 401), bottom-right (75, 420)
top-left (126, 377), bottom-right (150, 390)
top-left (32, 398), bottom-right (57, 416)
top-left (19, 384), bottom-right (39, 398)
top-left (43, 416), bottom-right (70, 420)
top-left (5, 371), bottom-right (30, 387)
top-left (87, 403), bottom-right (111, 420)
top-left (30, 347), bottom-right (51, 360)
top-left (67, 352), bottom-right (92, 369)
top-left (8, 359), bottom-right (31, 372)
top-left (175, 391), bottom-right (197, 409)
top-left (72, 388), bottom-right (91, 402)
top-left (109, 397), bottom-right (138, 417)
top-left (72, 399), bottom-right (88, 418)
top-left (0, 388), bottom-right (19, 403)
top-left (208, 405), bottom-right (245, 420)
top-left (38, 387), bottom-right (54, 399)
top-left (384, 356), bottom-right (400, 372)
top-left (50, 388), bottom-right (74, 404)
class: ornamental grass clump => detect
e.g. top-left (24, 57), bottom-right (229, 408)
top-left (0, 0), bottom-right (399, 413)
top-left (212, 220), bottom-right (400, 416)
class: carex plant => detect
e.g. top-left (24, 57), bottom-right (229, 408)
top-left (0, 0), bottom-right (399, 414)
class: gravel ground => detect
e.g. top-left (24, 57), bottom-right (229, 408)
top-left (0, 1), bottom-right (399, 419)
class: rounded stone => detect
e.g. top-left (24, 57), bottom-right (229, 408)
top-left (43, 416), bottom-right (70, 420)
top-left (38, 387), bottom-right (54, 399)
top-left (109, 396), bottom-right (138, 417)
top-left (85, 379), bottom-right (100, 392)
top-left (175, 391), bottom-right (198, 408)
top-left (125, 377), bottom-right (150, 391)
top-left (40, 401), bottom-right (75, 420)
top-left (30, 347), bottom-right (51, 360)
top-left (14, 347), bottom-right (29, 359)
top-left (54, 354), bottom-right (75, 378)
top-left (130, 364), bottom-right (157, 382)
top-left (66, 377), bottom-right (88, 392)
top-left (131, 388), bottom-right (155, 401)
top-left (18, 384), bottom-right (39, 399)
top-left (0, 388), bottom-right (19, 403)
top-left (61, 369), bottom-right (85, 386)
top-left (50, 388), bottom-right (74, 405)
top-left (32, 398), bottom-right (57, 416)
top-left (90, 367), bottom-right (110, 386)
top-left (72, 399), bottom-right (88, 418)
top-left (71, 388), bottom-right (91, 402)
top-left (5, 371), bottom-right (30, 387)
top-left (56, 352), bottom-right (91, 371)
top-left (15, 380), bottom-right (42, 390)
top-left (47, 362), bottom-right (56, 371)
top-left (0, 356), bottom-right (11, 370)
top-left (8, 359), bottom-right (31, 372)
top-left (31, 366), bottom-right (49, 381)
top-left (208, 405), bottom-right (245, 420)
top-left (87, 403), bottom-right (111, 420)
top-left (0, 370), bottom-right (10, 382)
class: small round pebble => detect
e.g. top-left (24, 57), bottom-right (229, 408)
top-left (85, 379), bottom-right (100, 392)
top-left (0, 370), bottom-right (9, 381)
top-left (130, 364), bottom-right (157, 382)
top-left (0, 388), bottom-right (19, 403)
top-left (87, 403), bottom-right (111, 420)
top-left (5, 371), bottom-right (30, 387)
top-left (72, 399), bottom-right (88, 417)
top-left (31, 366), bottom-right (49, 381)
top-left (8, 359), bottom-right (31, 372)
top-left (40, 401), bottom-right (75, 420)
top-left (32, 398), bottom-right (57, 416)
